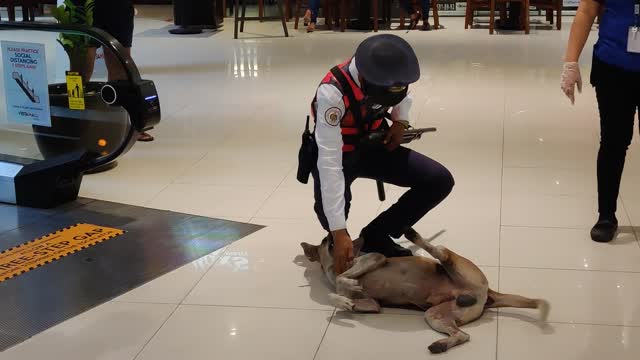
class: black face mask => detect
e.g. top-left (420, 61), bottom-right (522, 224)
top-left (362, 81), bottom-right (409, 108)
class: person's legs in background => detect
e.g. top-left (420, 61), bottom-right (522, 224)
top-left (420, 0), bottom-right (431, 30)
top-left (103, 47), bottom-right (131, 82)
top-left (304, 0), bottom-right (321, 32)
top-left (90, 0), bottom-right (153, 141)
top-left (497, 2), bottom-right (521, 30)
top-left (591, 59), bottom-right (637, 242)
top-left (400, 0), bottom-right (420, 30)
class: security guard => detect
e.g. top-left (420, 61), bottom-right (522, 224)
top-left (309, 34), bottom-right (454, 274)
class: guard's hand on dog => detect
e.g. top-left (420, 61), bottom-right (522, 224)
top-left (384, 121), bottom-right (405, 151)
top-left (333, 230), bottom-right (354, 275)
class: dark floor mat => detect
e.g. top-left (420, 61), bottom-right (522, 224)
top-left (0, 199), bottom-right (263, 351)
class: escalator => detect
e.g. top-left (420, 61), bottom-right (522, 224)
top-left (0, 22), bottom-right (161, 208)
top-left (0, 23), bottom-right (267, 353)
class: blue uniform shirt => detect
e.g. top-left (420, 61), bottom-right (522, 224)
top-left (595, 0), bottom-right (640, 72)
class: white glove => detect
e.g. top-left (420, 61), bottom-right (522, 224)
top-left (561, 62), bottom-right (582, 105)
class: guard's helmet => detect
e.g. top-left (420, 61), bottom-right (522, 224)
top-left (355, 34), bottom-right (420, 107)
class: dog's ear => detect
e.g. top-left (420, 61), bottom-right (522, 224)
top-left (301, 242), bottom-right (320, 262)
top-left (352, 237), bottom-right (364, 257)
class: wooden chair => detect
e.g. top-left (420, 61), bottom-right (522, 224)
top-left (335, 0), bottom-right (393, 32)
top-left (465, 0), bottom-right (491, 29)
top-left (398, 0), bottom-right (440, 30)
top-left (531, 0), bottom-right (561, 30)
top-left (490, 0), bottom-right (530, 34)
top-left (234, 0), bottom-right (289, 38)
top-left (0, 0), bottom-right (40, 22)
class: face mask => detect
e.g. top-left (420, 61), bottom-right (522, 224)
top-left (362, 81), bottom-right (408, 107)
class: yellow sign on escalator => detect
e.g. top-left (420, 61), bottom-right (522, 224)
top-left (66, 71), bottom-right (85, 110)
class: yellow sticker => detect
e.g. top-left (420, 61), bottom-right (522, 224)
top-left (0, 223), bottom-right (125, 282)
top-left (66, 71), bottom-right (85, 110)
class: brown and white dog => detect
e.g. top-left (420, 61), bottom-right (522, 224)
top-left (301, 229), bottom-right (550, 354)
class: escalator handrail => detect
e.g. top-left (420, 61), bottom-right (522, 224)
top-left (0, 21), bottom-right (144, 173)
top-left (0, 21), bottom-right (142, 83)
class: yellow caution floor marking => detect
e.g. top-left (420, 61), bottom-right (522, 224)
top-left (0, 223), bottom-right (125, 283)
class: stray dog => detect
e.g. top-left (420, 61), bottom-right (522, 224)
top-left (301, 229), bottom-right (550, 354)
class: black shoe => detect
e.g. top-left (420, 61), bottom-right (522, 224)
top-left (495, 19), bottom-right (521, 31)
top-left (590, 218), bottom-right (618, 243)
top-left (360, 231), bottom-right (412, 257)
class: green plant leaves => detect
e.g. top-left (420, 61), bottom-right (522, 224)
top-left (52, 0), bottom-right (96, 54)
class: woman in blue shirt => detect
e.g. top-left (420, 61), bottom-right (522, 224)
top-left (562, 0), bottom-right (640, 242)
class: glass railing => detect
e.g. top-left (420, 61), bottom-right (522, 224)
top-left (0, 22), bottom-right (161, 207)
top-left (0, 22), bottom-right (158, 169)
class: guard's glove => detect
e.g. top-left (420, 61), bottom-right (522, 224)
top-left (561, 62), bottom-right (582, 105)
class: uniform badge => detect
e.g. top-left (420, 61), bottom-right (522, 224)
top-left (324, 107), bottom-right (342, 126)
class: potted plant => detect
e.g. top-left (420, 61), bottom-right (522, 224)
top-left (51, 0), bottom-right (95, 81)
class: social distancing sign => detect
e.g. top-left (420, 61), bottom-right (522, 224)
top-left (0, 223), bottom-right (125, 282)
top-left (65, 71), bottom-right (85, 110)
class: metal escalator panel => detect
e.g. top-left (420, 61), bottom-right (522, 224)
top-left (0, 23), bottom-right (161, 208)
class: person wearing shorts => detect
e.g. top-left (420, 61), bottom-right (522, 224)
top-left (85, 0), bottom-right (154, 142)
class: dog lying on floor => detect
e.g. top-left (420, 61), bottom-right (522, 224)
top-left (301, 228), bottom-right (550, 354)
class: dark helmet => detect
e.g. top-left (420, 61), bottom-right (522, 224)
top-left (354, 34), bottom-right (420, 107)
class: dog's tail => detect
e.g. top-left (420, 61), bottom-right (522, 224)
top-left (485, 289), bottom-right (550, 322)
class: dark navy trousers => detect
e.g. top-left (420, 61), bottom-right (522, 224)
top-left (312, 146), bottom-right (454, 238)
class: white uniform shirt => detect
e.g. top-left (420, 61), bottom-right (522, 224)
top-left (313, 58), bottom-right (413, 231)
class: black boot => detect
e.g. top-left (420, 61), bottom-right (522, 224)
top-left (590, 215), bottom-right (618, 243)
top-left (359, 229), bottom-right (412, 258)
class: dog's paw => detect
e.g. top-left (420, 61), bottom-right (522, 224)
top-left (329, 293), bottom-right (355, 311)
top-left (428, 341), bottom-right (448, 354)
top-left (337, 277), bottom-right (363, 293)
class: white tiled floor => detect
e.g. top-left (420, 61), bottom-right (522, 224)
top-left (4, 5), bottom-right (640, 360)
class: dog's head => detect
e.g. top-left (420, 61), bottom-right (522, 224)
top-left (300, 236), bottom-right (365, 277)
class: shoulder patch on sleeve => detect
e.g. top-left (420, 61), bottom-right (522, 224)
top-left (324, 107), bottom-right (342, 127)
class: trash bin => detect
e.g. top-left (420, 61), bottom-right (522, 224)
top-left (170, 0), bottom-right (219, 34)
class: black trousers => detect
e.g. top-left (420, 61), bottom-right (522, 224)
top-left (312, 146), bottom-right (454, 238)
top-left (94, 0), bottom-right (135, 48)
top-left (591, 56), bottom-right (640, 218)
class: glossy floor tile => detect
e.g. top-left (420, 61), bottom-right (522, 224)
top-left (501, 226), bottom-right (640, 272)
top-left (498, 318), bottom-right (640, 360)
top-left (500, 267), bottom-right (640, 326)
top-left (146, 183), bottom-right (275, 219)
top-left (1, 302), bottom-right (176, 360)
top-left (9, 6), bottom-right (640, 360)
top-left (316, 311), bottom-right (497, 360)
top-left (183, 220), bottom-right (337, 310)
top-left (112, 248), bottom-right (227, 304)
top-left (135, 306), bottom-right (332, 360)
top-left (501, 193), bottom-right (631, 229)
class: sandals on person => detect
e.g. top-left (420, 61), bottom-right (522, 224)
top-left (138, 132), bottom-right (154, 142)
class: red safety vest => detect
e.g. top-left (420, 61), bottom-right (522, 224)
top-left (312, 60), bottom-right (385, 152)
